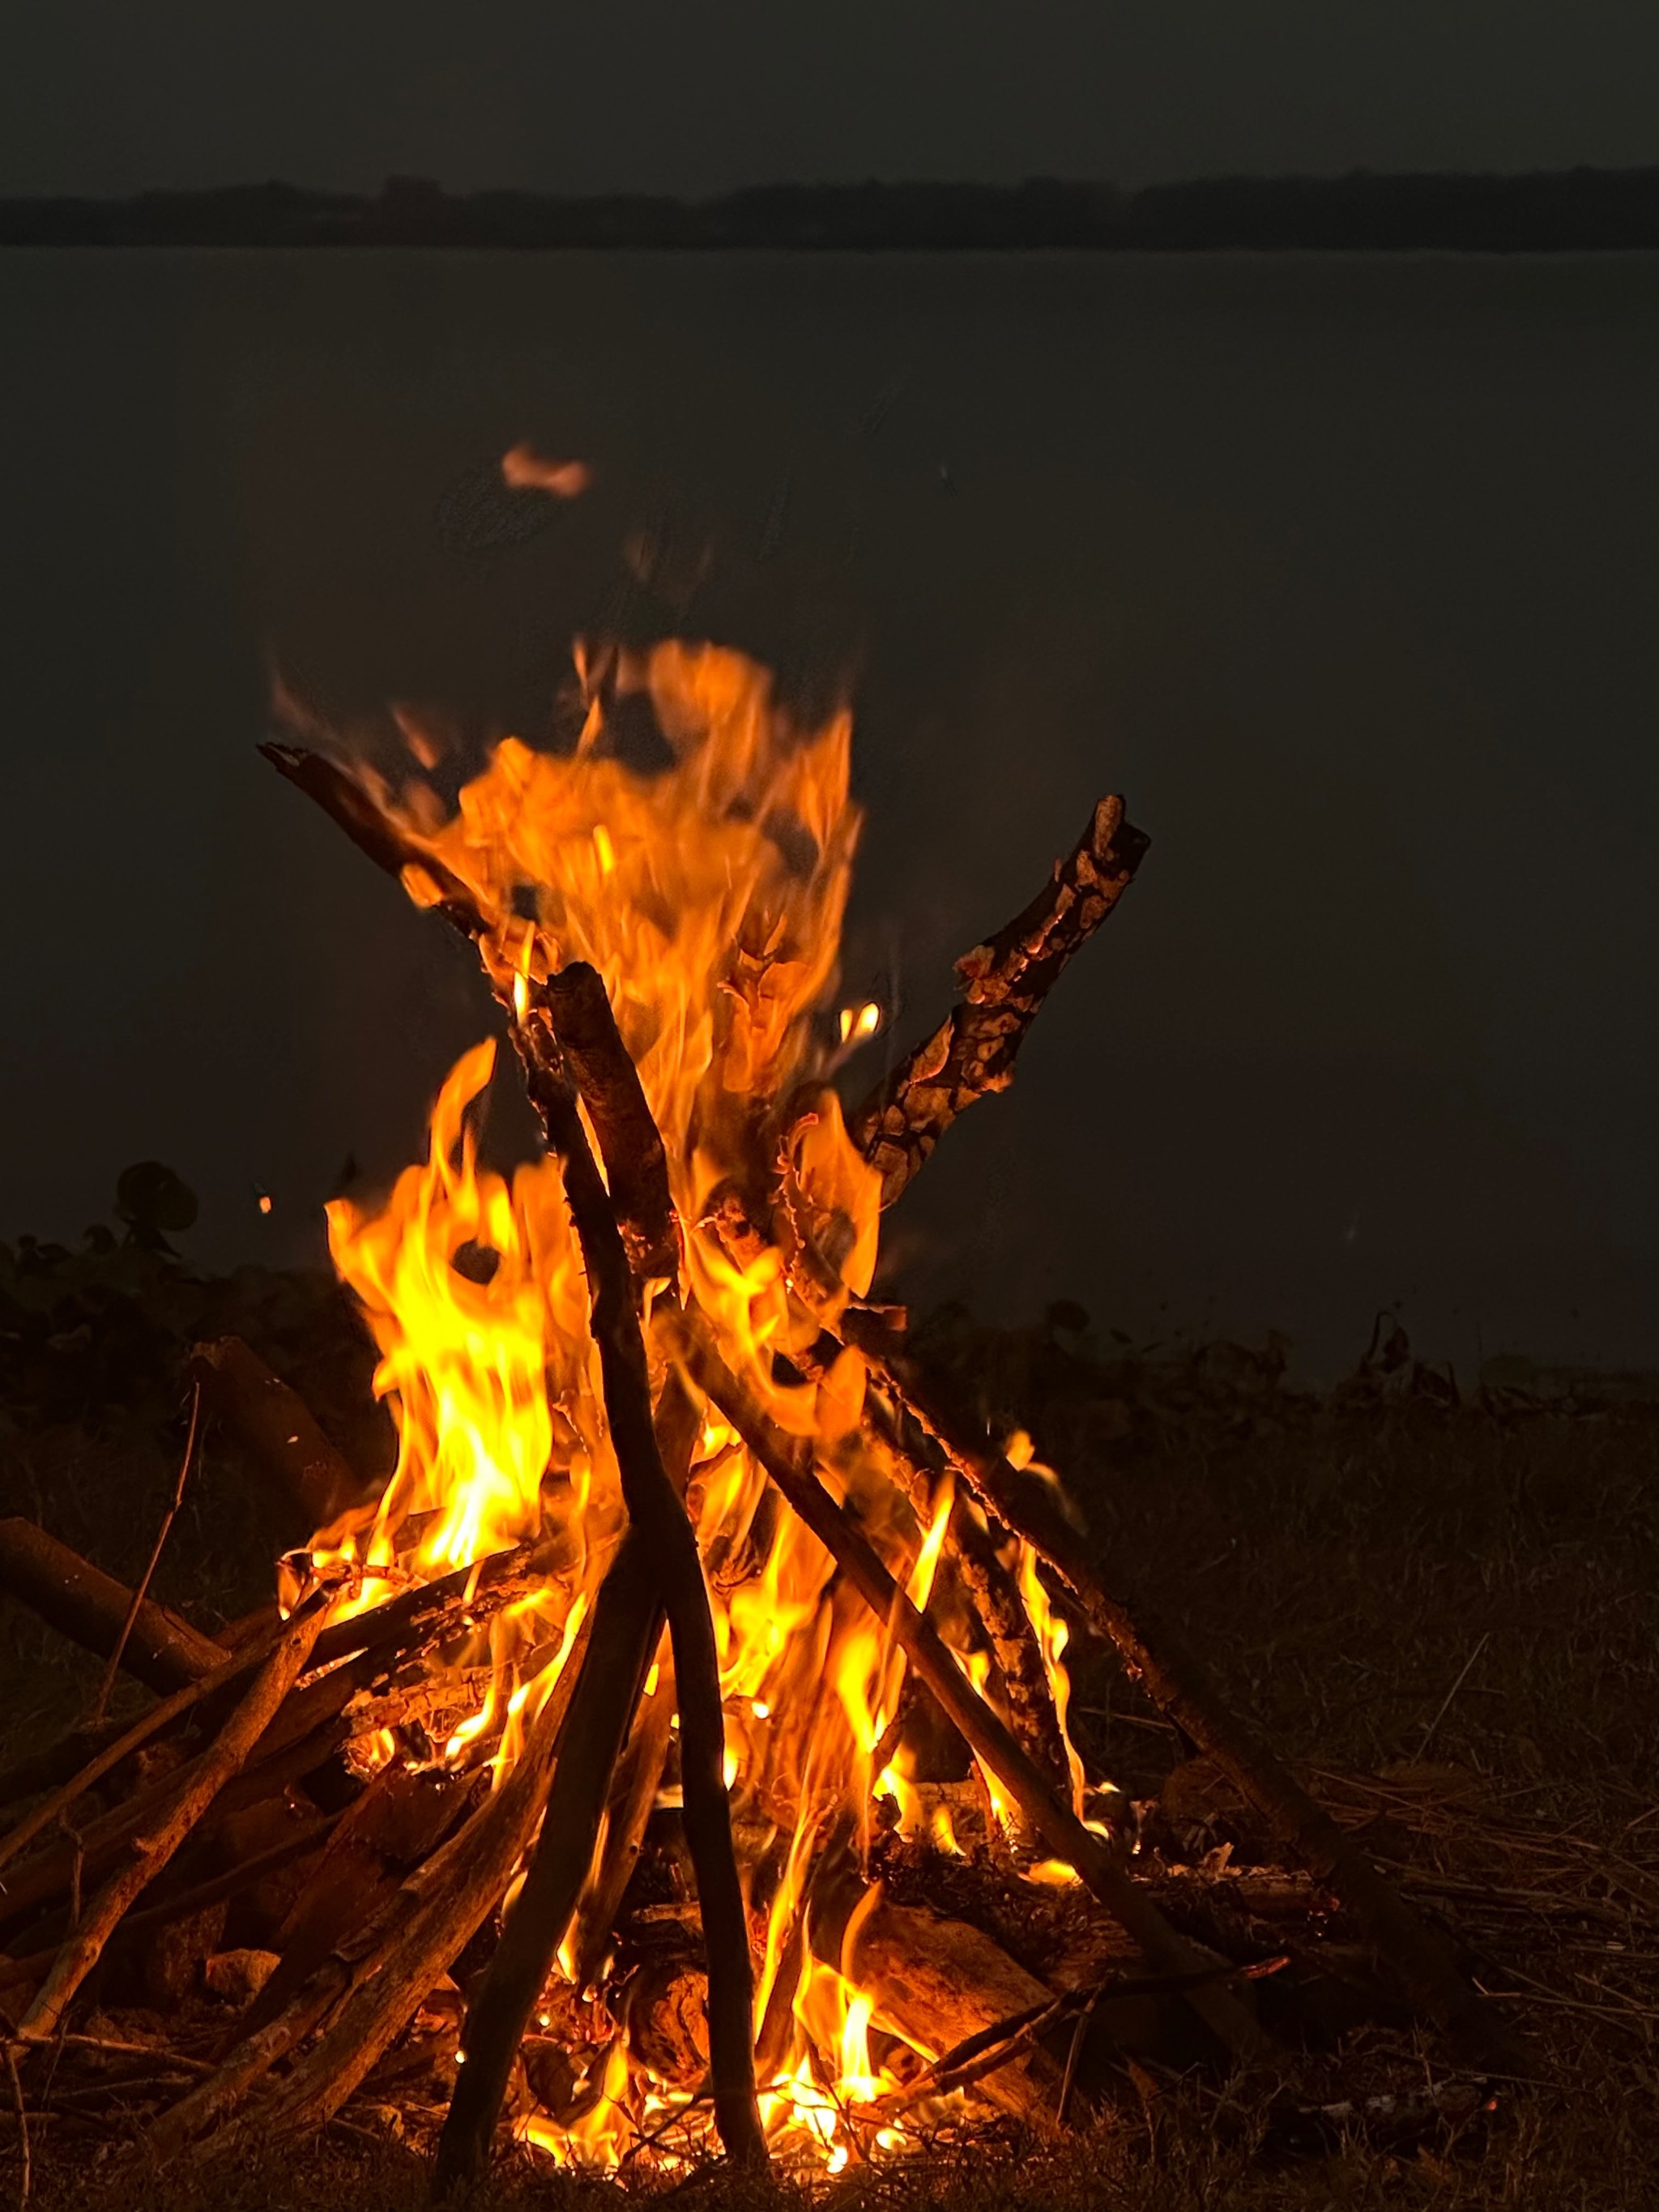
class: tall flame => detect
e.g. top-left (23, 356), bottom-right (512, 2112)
top-left (303, 640), bottom-right (1097, 2168)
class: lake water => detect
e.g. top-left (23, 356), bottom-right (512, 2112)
top-left (2, 249), bottom-right (1656, 1373)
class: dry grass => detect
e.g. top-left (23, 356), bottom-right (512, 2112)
top-left (2, 1270), bottom-right (1657, 2208)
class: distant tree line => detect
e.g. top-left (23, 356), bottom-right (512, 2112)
top-left (3, 169), bottom-right (1658, 250)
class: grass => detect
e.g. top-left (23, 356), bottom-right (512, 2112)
top-left (2, 1256), bottom-right (1656, 2208)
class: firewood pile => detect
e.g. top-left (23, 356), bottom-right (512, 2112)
top-left (0, 645), bottom-right (1531, 2190)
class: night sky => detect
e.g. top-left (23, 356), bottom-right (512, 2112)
top-left (4, 11), bottom-right (1658, 1376)
top-left (6, 1), bottom-right (1659, 199)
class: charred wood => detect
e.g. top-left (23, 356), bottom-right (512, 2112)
top-left (850, 796), bottom-right (1149, 1206)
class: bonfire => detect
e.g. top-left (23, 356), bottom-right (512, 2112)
top-left (0, 635), bottom-right (1525, 2189)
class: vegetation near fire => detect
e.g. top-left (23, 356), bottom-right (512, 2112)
top-left (0, 638), bottom-right (1653, 2207)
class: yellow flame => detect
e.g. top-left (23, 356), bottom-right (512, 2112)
top-left (299, 638), bottom-right (1106, 2171)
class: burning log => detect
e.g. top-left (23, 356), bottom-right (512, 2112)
top-left (849, 796), bottom-right (1149, 1207)
top-left (505, 979), bottom-right (765, 2165)
top-left (141, 1599), bottom-right (592, 2163)
top-left (433, 1536), bottom-right (661, 2192)
top-left (0, 1518), bottom-right (224, 1693)
top-left (845, 1901), bottom-right (1064, 2120)
top-left (663, 1307), bottom-right (1270, 2067)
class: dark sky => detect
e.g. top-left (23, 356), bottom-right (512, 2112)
top-left (7, 1), bottom-right (1658, 199)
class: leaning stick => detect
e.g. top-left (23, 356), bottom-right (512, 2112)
top-left (88, 1381), bottom-right (203, 1725)
top-left (843, 1312), bottom-right (1534, 2077)
top-left (433, 1537), bottom-right (660, 2193)
top-left (849, 795), bottom-right (1149, 1207)
top-left (211, 1613), bottom-right (590, 2146)
top-left (569, 1381), bottom-right (700, 1991)
top-left (660, 1308), bottom-right (1269, 2067)
top-left (787, 1245), bottom-right (1070, 1788)
top-left (15, 1592), bottom-right (329, 2042)
top-left (259, 743), bottom-right (488, 943)
top-left (0, 1614), bottom-right (290, 1885)
top-left (0, 1519), bottom-right (224, 1693)
top-left (569, 1654), bottom-right (676, 1992)
top-left (510, 985), bottom-right (765, 2164)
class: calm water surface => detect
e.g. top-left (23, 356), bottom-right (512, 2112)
top-left (2, 250), bottom-right (1656, 1372)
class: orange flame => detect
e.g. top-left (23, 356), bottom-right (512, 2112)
top-left (299, 639), bottom-right (1108, 2167)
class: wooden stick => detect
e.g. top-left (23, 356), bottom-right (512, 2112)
top-left (307, 1539), bottom-right (546, 1672)
top-left (842, 1311), bottom-right (1536, 2077)
top-left (569, 1377), bottom-right (701, 1992)
top-left (0, 1616), bottom-right (288, 1885)
top-left (510, 985), bottom-right (765, 2165)
top-left (202, 1619), bottom-right (588, 2150)
top-left (432, 1538), bottom-right (660, 2194)
top-left (781, 1220), bottom-right (1067, 1787)
top-left (0, 1520), bottom-right (224, 1693)
top-left (143, 1607), bottom-right (591, 2163)
top-left (569, 1652), bottom-right (676, 1992)
top-left (15, 1595), bottom-right (328, 2042)
top-left (660, 1308), bottom-right (1269, 2067)
top-left (88, 1382), bottom-right (203, 1727)
top-left (0, 1821), bottom-right (335, 1999)
top-left (849, 796), bottom-right (1149, 1206)
top-left (540, 963), bottom-right (680, 1290)
top-left (189, 1339), bottom-right (369, 1537)
top-left (948, 1499), bottom-right (1069, 1795)
top-left (258, 743), bottom-right (488, 942)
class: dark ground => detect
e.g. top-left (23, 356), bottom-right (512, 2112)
top-left (1, 1223), bottom-right (1655, 2209)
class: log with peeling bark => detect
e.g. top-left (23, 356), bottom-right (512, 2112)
top-left (0, 1518), bottom-right (225, 1692)
top-left (189, 1337), bottom-right (371, 1537)
top-left (850, 795), bottom-right (1149, 1207)
top-left (845, 1899), bottom-right (1066, 2120)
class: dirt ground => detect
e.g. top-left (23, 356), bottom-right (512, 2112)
top-left (2, 1237), bottom-right (1655, 2210)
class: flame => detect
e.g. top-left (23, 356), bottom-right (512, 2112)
top-left (297, 638), bottom-right (1111, 2168)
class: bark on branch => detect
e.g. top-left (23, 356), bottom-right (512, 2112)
top-left (851, 796), bottom-right (1149, 1206)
